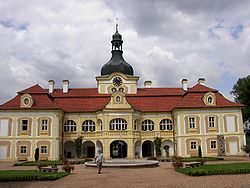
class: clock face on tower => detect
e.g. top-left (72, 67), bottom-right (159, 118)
top-left (113, 77), bottom-right (122, 86)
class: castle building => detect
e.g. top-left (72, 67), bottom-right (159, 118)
top-left (0, 26), bottom-right (246, 161)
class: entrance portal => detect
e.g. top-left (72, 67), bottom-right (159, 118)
top-left (83, 141), bottom-right (95, 158)
top-left (142, 140), bottom-right (154, 157)
top-left (110, 140), bottom-right (127, 158)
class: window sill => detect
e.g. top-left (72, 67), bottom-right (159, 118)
top-left (19, 131), bottom-right (29, 136)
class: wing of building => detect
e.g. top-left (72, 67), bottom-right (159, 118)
top-left (0, 26), bottom-right (245, 161)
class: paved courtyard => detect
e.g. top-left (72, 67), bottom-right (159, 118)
top-left (1, 159), bottom-right (250, 188)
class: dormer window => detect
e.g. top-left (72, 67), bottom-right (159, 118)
top-left (20, 94), bottom-right (34, 108)
top-left (207, 96), bottom-right (213, 104)
top-left (203, 92), bottom-right (216, 106)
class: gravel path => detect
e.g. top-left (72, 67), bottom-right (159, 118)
top-left (1, 160), bottom-right (250, 188)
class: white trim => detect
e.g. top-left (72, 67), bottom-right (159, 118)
top-left (177, 115), bottom-right (180, 135)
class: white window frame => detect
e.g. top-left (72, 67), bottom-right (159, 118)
top-left (160, 119), bottom-right (173, 131)
top-left (210, 140), bottom-right (217, 149)
top-left (208, 117), bottom-right (215, 128)
top-left (41, 145), bottom-right (47, 154)
top-left (20, 145), bottom-right (27, 154)
top-left (190, 141), bottom-right (197, 150)
top-left (41, 119), bottom-right (48, 131)
top-left (141, 120), bottom-right (154, 131)
top-left (189, 117), bottom-right (195, 129)
top-left (82, 120), bottom-right (96, 132)
top-left (110, 118), bottom-right (127, 130)
top-left (64, 120), bottom-right (77, 132)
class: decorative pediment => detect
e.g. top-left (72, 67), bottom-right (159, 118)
top-left (105, 91), bottom-right (132, 109)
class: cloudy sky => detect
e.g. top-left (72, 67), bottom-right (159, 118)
top-left (0, 0), bottom-right (250, 104)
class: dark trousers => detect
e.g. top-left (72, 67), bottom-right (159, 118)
top-left (97, 161), bottom-right (102, 172)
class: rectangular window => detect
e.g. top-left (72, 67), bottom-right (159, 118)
top-left (0, 119), bottom-right (9, 136)
top-left (190, 141), bottom-right (197, 150)
top-left (41, 119), bottom-right (48, 131)
top-left (211, 141), bottom-right (217, 149)
top-left (22, 120), bottom-right (28, 131)
top-left (209, 117), bottom-right (215, 128)
top-left (41, 146), bottom-right (47, 154)
top-left (20, 146), bottom-right (27, 154)
top-left (189, 117), bottom-right (195, 128)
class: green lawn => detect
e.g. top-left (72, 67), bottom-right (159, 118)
top-left (176, 163), bottom-right (250, 176)
top-left (14, 160), bottom-right (63, 166)
top-left (0, 170), bottom-right (69, 181)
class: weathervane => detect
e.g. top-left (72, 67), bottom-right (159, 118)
top-left (116, 17), bottom-right (118, 32)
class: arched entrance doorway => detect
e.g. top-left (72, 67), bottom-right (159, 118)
top-left (64, 140), bottom-right (76, 159)
top-left (134, 140), bottom-right (141, 158)
top-left (110, 140), bottom-right (127, 158)
top-left (83, 141), bottom-right (95, 158)
top-left (142, 140), bottom-right (154, 157)
top-left (162, 140), bottom-right (174, 157)
top-left (96, 140), bottom-right (103, 154)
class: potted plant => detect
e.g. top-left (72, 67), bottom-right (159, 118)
top-left (62, 160), bottom-right (75, 173)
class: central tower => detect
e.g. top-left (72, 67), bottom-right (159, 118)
top-left (96, 25), bottom-right (139, 94)
top-left (101, 24), bottom-right (134, 76)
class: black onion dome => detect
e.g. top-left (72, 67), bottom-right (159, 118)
top-left (112, 31), bottom-right (122, 40)
top-left (101, 51), bottom-right (134, 76)
top-left (101, 27), bottom-right (134, 76)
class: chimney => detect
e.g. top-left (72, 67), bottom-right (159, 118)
top-left (198, 78), bottom-right (205, 85)
top-left (181, 79), bottom-right (188, 91)
top-left (48, 80), bottom-right (55, 93)
top-left (144, 81), bottom-right (152, 88)
top-left (62, 80), bottom-right (70, 93)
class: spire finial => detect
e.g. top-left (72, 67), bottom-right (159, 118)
top-left (116, 18), bottom-right (118, 32)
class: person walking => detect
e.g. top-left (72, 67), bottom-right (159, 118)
top-left (95, 150), bottom-right (104, 174)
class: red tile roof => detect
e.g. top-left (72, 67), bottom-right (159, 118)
top-left (0, 84), bottom-right (244, 112)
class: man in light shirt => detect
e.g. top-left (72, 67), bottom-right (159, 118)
top-left (95, 150), bottom-right (104, 174)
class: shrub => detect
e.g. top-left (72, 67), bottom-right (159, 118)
top-left (172, 155), bottom-right (183, 169)
top-left (189, 169), bottom-right (207, 176)
top-left (62, 160), bottom-right (75, 173)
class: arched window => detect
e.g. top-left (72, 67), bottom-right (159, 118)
top-left (110, 118), bottom-right (127, 130)
top-left (134, 119), bottom-right (139, 130)
top-left (160, 119), bottom-right (173, 131)
top-left (64, 120), bottom-right (77, 132)
top-left (82, 120), bottom-right (96, 132)
top-left (141, 120), bottom-right (154, 131)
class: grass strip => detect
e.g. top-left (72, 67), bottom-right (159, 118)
top-left (0, 170), bottom-right (69, 181)
top-left (14, 160), bottom-right (63, 166)
top-left (176, 163), bottom-right (250, 176)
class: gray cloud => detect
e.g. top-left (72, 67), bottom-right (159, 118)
top-left (0, 0), bottom-right (250, 104)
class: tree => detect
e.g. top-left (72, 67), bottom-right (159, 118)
top-left (34, 148), bottom-right (39, 162)
top-left (231, 75), bottom-right (250, 122)
top-left (198, 146), bottom-right (202, 158)
top-left (153, 137), bottom-right (162, 157)
top-left (74, 136), bottom-right (83, 158)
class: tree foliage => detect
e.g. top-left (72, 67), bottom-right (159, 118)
top-left (153, 137), bottom-right (162, 157)
top-left (231, 75), bottom-right (250, 121)
top-left (74, 136), bottom-right (83, 158)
